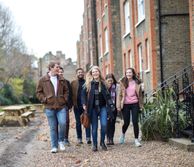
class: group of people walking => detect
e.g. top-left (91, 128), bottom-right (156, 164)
top-left (36, 62), bottom-right (143, 153)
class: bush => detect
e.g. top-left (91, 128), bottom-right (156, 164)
top-left (0, 84), bottom-right (20, 104)
top-left (0, 94), bottom-right (12, 105)
top-left (23, 78), bottom-right (38, 103)
top-left (140, 88), bottom-right (187, 141)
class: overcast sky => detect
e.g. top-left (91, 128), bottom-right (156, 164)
top-left (0, 0), bottom-right (84, 61)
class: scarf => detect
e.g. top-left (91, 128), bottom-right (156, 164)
top-left (94, 81), bottom-right (100, 114)
top-left (110, 84), bottom-right (116, 104)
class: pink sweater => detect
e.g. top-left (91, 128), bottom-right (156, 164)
top-left (124, 80), bottom-right (138, 104)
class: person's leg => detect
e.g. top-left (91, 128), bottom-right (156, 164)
top-left (91, 108), bottom-right (98, 151)
top-left (122, 104), bottom-right (131, 134)
top-left (106, 118), bottom-right (111, 144)
top-left (100, 107), bottom-right (107, 150)
top-left (57, 107), bottom-right (67, 142)
top-left (45, 109), bottom-right (58, 151)
top-left (120, 104), bottom-right (130, 144)
top-left (131, 103), bottom-right (139, 138)
top-left (85, 126), bottom-right (91, 144)
top-left (131, 103), bottom-right (141, 147)
top-left (64, 109), bottom-right (70, 144)
top-left (74, 106), bottom-right (82, 143)
top-left (57, 107), bottom-right (67, 151)
top-left (110, 110), bottom-right (117, 144)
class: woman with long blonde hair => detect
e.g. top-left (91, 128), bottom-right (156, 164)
top-left (82, 66), bottom-right (115, 151)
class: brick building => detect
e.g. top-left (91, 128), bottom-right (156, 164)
top-left (96, 0), bottom-right (122, 79)
top-left (77, 0), bottom-right (192, 92)
top-left (77, 0), bottom-right (98, 71)
top-left (120, 0), bottom-right (191, 92)
top-left (189, 0), bottom-right (194, 64)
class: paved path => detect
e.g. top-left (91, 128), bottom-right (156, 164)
top-left (0, 110), bottom-right (194, 167)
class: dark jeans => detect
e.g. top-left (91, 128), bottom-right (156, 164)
top-left (74, 106), bottom-right (91, 140)
top-left (107, 110), bottom-right (117, 141)
top-left (122, 103), bottom-right (140, 138)
top-left (64, 110), bottom-right (69, 141)
top-left (91, 107), bottom-right (107, 146)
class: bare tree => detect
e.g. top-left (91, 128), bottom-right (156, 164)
top-left (0, 3), bottom-right (33, 89)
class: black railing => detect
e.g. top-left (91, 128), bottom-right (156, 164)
top-left (142, 64), bottom-right (194, 142)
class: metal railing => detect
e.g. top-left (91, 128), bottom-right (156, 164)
top-left (142, 64), bottom-right (194, 142)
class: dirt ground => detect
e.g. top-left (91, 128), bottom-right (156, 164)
top-left (0, 109), bottom-right (194, 167)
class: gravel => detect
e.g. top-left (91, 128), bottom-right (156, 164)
top-left (1, 111), bottom-right (194, 167)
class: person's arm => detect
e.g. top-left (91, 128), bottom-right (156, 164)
top-left (81, 86), bottom-right (87, 111)
top-left (116, 83), bottom-right (122, 112)
top-left (36, 79), bottom-right (46, 103)
top-left (67, 80), bottom-right (73, 109)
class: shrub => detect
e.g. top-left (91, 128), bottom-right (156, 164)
top-left (140, 88), bottom-right (187, 141)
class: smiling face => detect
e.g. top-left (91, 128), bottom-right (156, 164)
top-left (91, 68), bottom-right (100, 80)
top-left (50, 63), bottom-right (60, 76)
top-left (58, 69), bottom-right (63, 77)
top-left (106, 77), bottom-right (113, 88)
top-left (126, 68), bottom-right (133, 80)
top-left (76, 69), bottom-right (84, 79)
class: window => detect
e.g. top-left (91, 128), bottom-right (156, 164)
top-left (138, 44), bottom-right (143, 79)
top-left (124, 0), bottom-right (130, 34)
top-left (106, 65), bottom-right (109, 74)
top-left (145, 39), bottom-right (150, 71)
top-left (99, 35), bottom-right (103, 58)
top-left (129, 51), bottom-right (134, 68)
top-left (137, 0), bottom-right (145, 22)
top-left (104, 28), bottom-right (109, 53)
top-left (123, 53), bottom-right (126, 71)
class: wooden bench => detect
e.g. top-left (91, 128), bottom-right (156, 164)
top-left (1, 106), bottom-right (27, 126)
top-left (21, 111), bottom-right (33, 124)
top-left (29, 109), bottom-right (36, 117)
top-left (0, 112), bottom-right (4, 116)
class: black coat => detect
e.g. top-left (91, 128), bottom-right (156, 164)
top-left (81, 81), bottom-right (115, 120)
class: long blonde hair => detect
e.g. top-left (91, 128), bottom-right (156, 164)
top-left (85, 66), bottom-right (105, 92)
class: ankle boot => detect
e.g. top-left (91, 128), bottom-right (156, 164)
top-left (100, 142), bottom-right (107, 151)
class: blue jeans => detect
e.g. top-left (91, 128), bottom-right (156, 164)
top-left (74, 106), bottom-right (91, 140)
top-left (91, 107), bottom-right (107, 146)
top-left (45, 108), bottom-right (67, 148)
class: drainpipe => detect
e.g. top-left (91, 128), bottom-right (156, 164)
top-left (92, 0), bottom-right (99, 66)
top-left (158, 0), bottom-right (164, 84)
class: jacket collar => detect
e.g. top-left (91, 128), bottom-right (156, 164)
top-left (44, 73), bottom-right (64, 81)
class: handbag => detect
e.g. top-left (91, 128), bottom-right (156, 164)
top-left (80, 111), bottom-right (90, 128)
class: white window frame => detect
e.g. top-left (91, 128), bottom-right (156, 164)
top-left (137, 0), bottom-right (145, 23)
top-left (138, 44), bottom-right (143, 79)
top-left (124, 0), bottom-right (130, 35)
top-left (104, 28), bottom-right (109, 54)
top-left (145, 39), bottom-right (150, 72)
top-left (129, 51), bottom-right (134, 68)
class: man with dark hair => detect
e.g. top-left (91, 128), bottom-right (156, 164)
top-left (58, 66), bottom-right (72, 145)
top-left (36, 62), bottom-right (69, 153)
top-left (71, 68), bottom-right (91, 144)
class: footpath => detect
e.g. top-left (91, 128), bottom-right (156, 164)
top-left (0, 109), bottom-right (194, 167)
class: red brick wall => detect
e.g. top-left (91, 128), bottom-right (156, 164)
top-left (189, 0), bottom-right (194, 64)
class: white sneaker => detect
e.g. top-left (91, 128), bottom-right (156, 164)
top-left (135, 139), bottom-right (142, 147)
top-left (51, 147), bottom-right (57, 153)
top-left (58, 142), bottom-right (65, 151)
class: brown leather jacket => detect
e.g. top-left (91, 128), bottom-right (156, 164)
top-left (116, 78), bottom-right (143, 111)
top-left (36, 74), bottom-right (69, 110)
top-left (71, 79), bottom-right (79, 106)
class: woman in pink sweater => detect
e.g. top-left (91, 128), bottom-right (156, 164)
top-left (117, 68), bottom-right (143, 147)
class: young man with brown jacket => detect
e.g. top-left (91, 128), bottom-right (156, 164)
top-left (71, 68), bottom-right (91, 144)
top-left (36, 62), bottom-right (69, 153)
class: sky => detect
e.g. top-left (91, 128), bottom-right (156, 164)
top-left (0, 0), bottom-right (84, 61)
